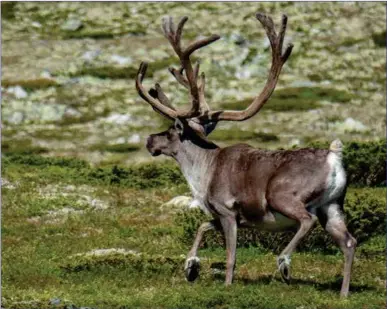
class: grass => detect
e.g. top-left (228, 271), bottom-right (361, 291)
top-left (210, 127), bottom-right (279, 142)
top-left (2, 152), bottom-right (386, 309)
top-left (220, 87), bottom-right (353, 112)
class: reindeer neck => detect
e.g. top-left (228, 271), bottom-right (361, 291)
top-left (173, 139), bottom-right (219, 200)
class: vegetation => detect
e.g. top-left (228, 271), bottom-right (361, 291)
top-left (210, 128), bottom-right (279, 142)
top-left (67, 57), bottom-right (176, 80)
top-left (2, 150), bottom-right (385, 308)
top-left (2, 2), bottom-right (385, 308)
top-left (220, 87), bottom-right (353, 112)
top-left (1, 78), bottom-right (58, 91)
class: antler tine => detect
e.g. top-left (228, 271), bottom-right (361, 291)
top-left (135, 62), bottom-right (177, 120)
top-left (168, 67), bottom-right (189, 89)
top-left (198, 13), bottom-right (293, 122)
top-left (149, 83), bottom-right (176, 111)
top-left (176, 16), bottom-right (189, 50)
top-left (198, 72), bottom-right (210, 113)
top-left (278, 14), bottom-right (287, 53)
top-left (185, 34), bottom-right (221, 57)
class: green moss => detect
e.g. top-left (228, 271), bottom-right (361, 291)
top-left (1, 1), bottom-right (17, 20)
top-left (2, 139), bottom-right (48, 155)
top-left (210, 128), bottom-right (279, 142)
top-left (70, 65), bottom-right (138, 79)
top-left (62, 24), bottom-right (147, 40)
top-left (1, 78), bottom-right (58, 91)
top-left (220, 87), bottom-right (353, 112)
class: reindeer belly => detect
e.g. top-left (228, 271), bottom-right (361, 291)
top-left (239, 209), bottom-right (297, 231)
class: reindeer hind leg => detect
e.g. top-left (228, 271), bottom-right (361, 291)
top-left (267, 193), bottom-right (318, 283)
top-left (317, 202), bottom-right (357, 297)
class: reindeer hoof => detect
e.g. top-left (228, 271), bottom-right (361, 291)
top-left (279, 262), bottom-right (291, 284)
top-left (185, 257), bottom-right (200, 282)
top-left (277, 255), bottom-right (291, 284)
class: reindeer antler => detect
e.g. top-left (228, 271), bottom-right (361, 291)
top-left (136, 16), bottom-right (220, 119)
top-left (200, 13), bottom-right (293, 122)
top-left (135, 13), bottom-right (293, 122)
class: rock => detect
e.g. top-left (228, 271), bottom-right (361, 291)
top-left (336, 117), bottom-right (368, 133)
top-left (230, 33), bottom-right (247, 46)
top-left (31, 21), bottom-right (42, 28)
top-left (110, 54), bottom-right (132, 65)
top-left (6, 85), bottom-right (28, 99)
top-left (64, 107), bottom-right (82, 118)
top-left (82, 50), bottom-right (101, 62)
top-left (90, 198), bottom-right (109, 210)
top-left (61, 19), bottom-right (83, 31)
top-left (128, 133), bottom-right (141, 144)
top-left (49, 298), bottom-right (61, 306)
top-left (162, 196), bottom-right (193, 208)
top-left (105, 113), bottom-right (132, 125)
top-left (7, 111), bottom-right (24, 124)
top-left (74, 248), bottom-right (139, 258)
top-left (235, 68), bottom-right (251, 80)
top-left (289, 80), bottom-right (316, 88)
top-left (40, 70), bottom-right (52, 79)
top-left (289, 138), bottom-right (301, 147)
top-left (1, 178), bottom-right (16, 189)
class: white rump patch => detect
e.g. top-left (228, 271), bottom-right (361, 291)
top-left (325, 152), bottom-right (346, 202)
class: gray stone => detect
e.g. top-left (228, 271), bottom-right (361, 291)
top-left (82, 50), bottom-right (101, 62)
top-left (110, 54), bottom-right (132, 65)
top-left (336, 117), bottom-right (368, 133)
top-left (7, 86), bottom-right (28, 99)
top-left (7, 111), bottom-right (24, 124)
top-left (61, 19), bottom-right (83, 31)
top-left (128, 133), bottom-right (141, 144)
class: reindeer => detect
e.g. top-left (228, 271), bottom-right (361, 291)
top-left (135, 12), bottom-right (356, 298)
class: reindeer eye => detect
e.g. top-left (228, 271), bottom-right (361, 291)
top-left (166, 132), bottom-right (172, 139)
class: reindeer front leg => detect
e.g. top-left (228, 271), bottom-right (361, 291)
top-left (185, 220), bottom-right (218, 281)
top-left (220, 216), bottom-right (237, 285)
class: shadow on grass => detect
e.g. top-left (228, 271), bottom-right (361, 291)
top-left (213, 273), bottom-right (377, 293)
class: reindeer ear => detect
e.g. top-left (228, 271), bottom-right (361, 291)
top-left (174, 118), bottom-right (185, 135)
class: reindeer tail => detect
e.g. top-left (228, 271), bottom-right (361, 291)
top-left (330, 139), bottom-right (343, 156)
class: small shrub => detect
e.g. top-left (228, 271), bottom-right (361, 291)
top-left (3, 153), bottom-right (88, 169)
top-left (89, 143), bottom-right (141, 153)
top-left (372, 30), bottom-right (386, 47)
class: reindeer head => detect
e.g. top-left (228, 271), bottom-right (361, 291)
top-left (136, 14), bottom-right (293, 157)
